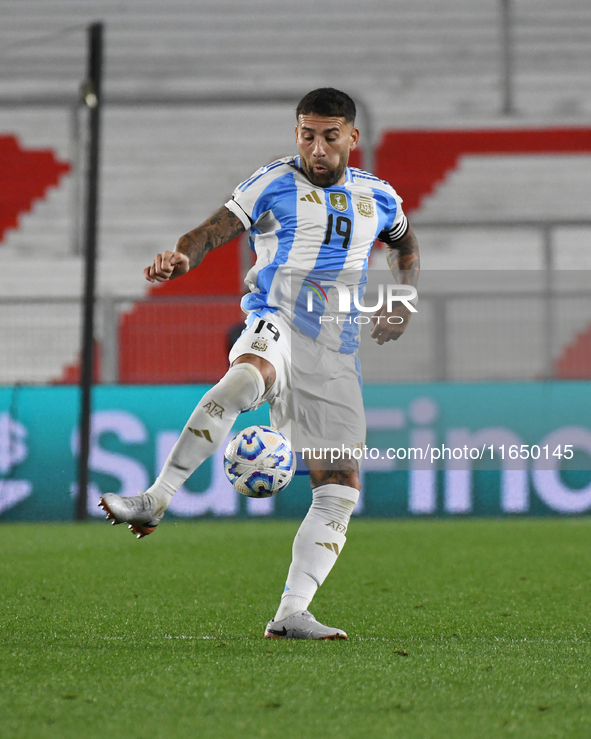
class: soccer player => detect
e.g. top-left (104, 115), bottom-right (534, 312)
top-left (100, 88), bottom-right (419, 640)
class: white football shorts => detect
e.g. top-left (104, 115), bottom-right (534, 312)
top-left (229, 311), bottom-right (366, 455)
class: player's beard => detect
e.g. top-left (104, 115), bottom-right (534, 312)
top-left (302, 153), bottom-right (348, 188)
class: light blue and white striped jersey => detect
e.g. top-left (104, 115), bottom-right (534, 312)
top-left (225, 156), bottom-right (407, 354)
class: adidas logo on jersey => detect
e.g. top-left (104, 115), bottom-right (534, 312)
top-left (300, 191), bottom-right (322, 204)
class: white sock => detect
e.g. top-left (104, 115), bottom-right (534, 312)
top-left (146, 363), bottom-right (265, 505)
top-left (274, 483), bottom-right (359, 622)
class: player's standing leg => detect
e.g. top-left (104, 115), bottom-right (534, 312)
top-left (264, 336), bottom-right (365, 640)
top-left (264, 460), bottom-right (360, 640)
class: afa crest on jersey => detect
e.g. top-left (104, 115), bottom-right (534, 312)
top-left (251, 338), bottom-right (268, 352)
top-left (357, 196), bottom-right (375, 218)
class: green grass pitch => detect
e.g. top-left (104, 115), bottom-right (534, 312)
top-left (1, 518), bottom-right (590, 738)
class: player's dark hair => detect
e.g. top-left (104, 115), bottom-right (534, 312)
top-left (296, 88), bottom-right (356, 124)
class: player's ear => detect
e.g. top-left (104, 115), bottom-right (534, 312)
top-left (295, 124), bottom-right (299, 143)
top-left (349, 127), bottom-right (360, 150)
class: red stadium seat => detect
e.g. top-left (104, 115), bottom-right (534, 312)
top-left (0, 135), bottom-right (70, 242)
top-left (118, 237), bottom-right (244, 383)
top-left (375, 128), bottom-right (591, 214)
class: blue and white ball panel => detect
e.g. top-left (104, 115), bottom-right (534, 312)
top-left (235, 425), bottom-right (272, 461)
top-left (223, 425), bottom-right (295, 498)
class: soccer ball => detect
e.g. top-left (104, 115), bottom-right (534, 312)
top-left (224, 425), bottom-right (294, 498)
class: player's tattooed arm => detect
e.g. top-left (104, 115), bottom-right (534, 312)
top-left (371, 225), bottom-right (420, 344)
top-left (144, 206), bottom-right (246, 283)
top-left (385, 225), bottom-right (420, 286)
top-left (177, 206), bottom-right (246, 269)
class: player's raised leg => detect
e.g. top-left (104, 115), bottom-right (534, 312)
top-left (99, 355), bottom-right (272, 538)
top-left (264, 458), bottom-right (360, 640)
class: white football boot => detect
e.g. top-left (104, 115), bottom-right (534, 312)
top-left (264, 610), bottom-right (347, 640)
top-left (98, 492), bottom-right (167, 539)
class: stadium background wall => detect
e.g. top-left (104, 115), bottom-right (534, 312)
top-left (1, 382), bottom-right (590, 522)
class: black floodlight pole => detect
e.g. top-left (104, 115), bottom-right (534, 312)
top-left (76, 21), bottom-right (103, 521)
top-left (500, 0), bottom-right (514, 115)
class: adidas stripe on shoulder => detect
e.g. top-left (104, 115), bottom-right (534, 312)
top-left (236, 157), bottom-right (295, 193)
top-left (349, 167), bottom-right (391, 186)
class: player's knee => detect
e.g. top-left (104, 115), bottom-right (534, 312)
top-left (218, 362), bottom-right (266, 411)
top-left (309, 468), bottom-right (361, 491)
top-left (232, 354), bottom-right (276, 392)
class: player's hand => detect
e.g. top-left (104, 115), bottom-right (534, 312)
top-left (370, 304), bottom-right (412, 345)
top-left (144, 251), bottom-right (190, 283)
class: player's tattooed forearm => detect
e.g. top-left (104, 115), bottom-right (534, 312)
top-left (176, 206), bottom-right (246, 270)
top-left (386, 228), bottom-right (420, 284)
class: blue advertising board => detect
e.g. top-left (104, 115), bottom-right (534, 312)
top-left (1, 382), bottom-right (590, 521)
